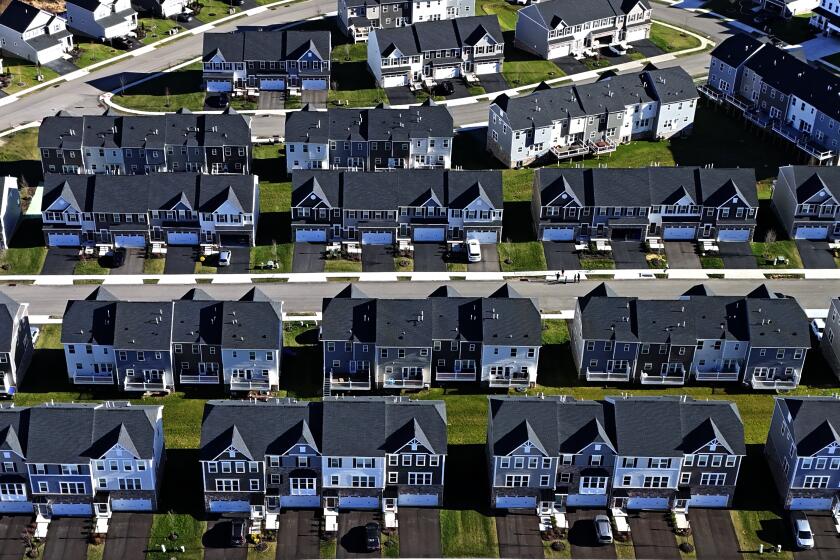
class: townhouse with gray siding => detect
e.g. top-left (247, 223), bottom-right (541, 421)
top-left (811, 0), bottom-right (840, 36)
top-left (820, 298), bottom-right (840, 381)
top-left (772, 166), bottom-right (840, 241)
top-left (338, 0), bottom-right (475, 42)
top-left (284, 103), bottom-right (454, 172)
top-left (702, 34), bottom-right (840, 166)
top-left (765, 396), bottom-right (840, 511)
top-left (571, 283), bottom-right (811, 389)
top-left (0, 292), bottom-right (33, 397)
top-left (319, 284), bottom-right (541, 395)
top-left (487, 66), bottom-right (697, 168)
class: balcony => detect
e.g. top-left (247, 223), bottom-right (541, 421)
top-left (696, 83), bottom-right (721, 102)
top-left (694, 363), bottom-right (741, 382)
top-left (550, 142), bottom-right (590, 161)
top-left (751, 374), bottom-right (799, 391)
top-left (771, 121), bottom-right (835, 162)
top-left (488, 373), bottom-right (531, 388)
top-left (329, 371), bottom-right (371, 391)
top-left (744, 110), bottom-right (770, 129)
top-left (383, 376), bottom-right (426, 388)
top-left (179, 374), bottom-right (220, 384)
top-left (230, 377), bottom-right (271, 392)
top-left (436, 371), bottom-right (477, 382)
top-left (585, 366), bottom-right (631, 383)
top-left (123, 376), bottom-right (167, 392)
top-left (587, 138), bottom-right (617, 155)
top-left (640, 370), bottom-right (686, 386)
top-left (73, 374), bottom-right (115, 385)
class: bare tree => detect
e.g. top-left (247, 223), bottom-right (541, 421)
top-left (764, 229), bottom-right (777, 245)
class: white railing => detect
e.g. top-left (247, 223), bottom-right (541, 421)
top-left (124, 379), bottom-right (167, 392)
top-left (752, 377), bottom-right (799, 390)
top-left (179, 374), bottom-right (220, 384)
top-left (230, 379), bottom-right (271, 391)
top-left (383, 377), bottom-right (425, 388)
top-left (488, 375), bottom-right (531, 388)
top-left (585, 367), bottom-right (631, 382)
top-left (694, 369), bottom-right (740, 382)
top-left (640, 372), bottom-right (686, 385)
top-left (550, 143), bottom-right (590, 160)
top-left (436, 371), bottom-right (477, 382)
top-left (587, 138), bottom-right (617, 154)
top-left (73, 375), bottom-right (115, 385)
top-left (329, 377), bottom-right (371, 390)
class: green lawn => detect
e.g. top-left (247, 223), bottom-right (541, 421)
top-left (0, 245), bottom-right (46, 275)
top-left (440, 510), bottom-right (499, 558)
top-left (74, 257), bottom-right (110, 275)
top-left (648, 22), bottom-right (702, 53)
top-left (329, 60), bottom-right (386, 107)
top-left (395, 256), bottom-right (413, 272)
top-left (503, 169), bottom-right (534, 202)
top-left (331, 42), bottom-right (368, 63)
top-left (502, 59), bottom-right (565, 88)
top-left (72, 41), bottom-right (127, 68)
top-left (730, 510), bottom-right (792, 560)
top-left (703, 0), bottom-right (814, 45)
top-left (329, 85), bottom-right (386, 107)
top-left (700, 255), bottom-right (724, 268)
top-left (615, 538), bottom-right (636, 559)
top-left (751, 240), bottom-right (803, 268)
top-left (325, 258), bottom-right (362, 273)
top-left (382, 529), bottom-right (399, 558)
top-left (499, 241), bottom-right (546, 271)
top-left (579, 255), bottom-right (616, 269)
top-left (757, 180), bottom-right (773, 200)
top-left (251, 243), bottom-right (293, 273)
top-left (146, 513), bottom-right (205, 560)
top-left (447, 262), bottom-right (468, 272)
top-left (247, 540), bottom-right (277, 559)
top-left (0, 57), bottom-right (59, 94)
top-left (477, 0), bottom-right (520, 32)
top-left (138, 17), bottom-right (184, 45)
top-left (117, 62), bottom-right (205, 111)
top-left (143, 256), bottom-right (166, 275)
top-left (583, 57), bottom-right (613, 71)
top-left (194, 0), bottom-right (243, 24)
top-left (0, 128), bottom-right (39, 161)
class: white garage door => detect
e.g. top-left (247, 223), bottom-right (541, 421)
top-left (542, 227), bottom-right (575, 241)
top-left (48, 232), bottom-right (81, 247)
top-left (260, 78), bottom-right (285, 91)
top-left (795, 226), bottom-right (829, 240)
top-left (398, 494), bottom-right (439, 507)
top-left (466, 230), bottom-right (498, 244)
top-left (566, 494), bottom-right (608, 507)
top-left (339, 496), bottom-right (379, 509)
top-left (548, 44), bottom-right (570, 59)
top-left (208, 500), bottom-right (250, 513)
top-left (414, 227), bottom-right (446, 242)
top-left (663, 226), bottom-right (697, 240)
top-left (206, 80), bottom-right (232, 93)
top-left (112, 498), bottom-right (153, 511)
top-left (51, 503), bottom-right (93, 516)
top-left (280, 495), bottom-right (320, 508)
top-left (0, 501), bottom-right (32, 513)
top-left (167, 231), bottom-right (199, 246)
top-left (361, 231), bottom-right (393, 245)
top-left (626, 497), bottom-right (669, 510)
top-left (302, 79), bottom-right (327, 90)
top-left (295, 228), bottom-right (327, 242)
top-left (114, 234), bottom-right (146, 248)
top-left (717, 229), bottom-right (751, 242)
top-left (434, 66), bottom-right (459, 79)
top-left (688, 494), bottom-right (729, 508)
top-left (383, 75), bottom-right (407, 88)
top-left (790, 497), bottom-right (833, 510)
top-left (495, 495), bottom-right (536, 509)
top-left (475, 61), bottom-right (500, 75)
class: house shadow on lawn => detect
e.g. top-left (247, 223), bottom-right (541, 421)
top-left (159, 448), bottom-right (203, 515)
top-left (443, 444), bottom-right (493, 514)
top-left (280, 343), bottom-right (322, 398)
top-left (452, 129), bottom-right (503, 170)
top-left (502, 201), bottom-right (533, 243)
top-left (9, 218), bottom-right (46, 249)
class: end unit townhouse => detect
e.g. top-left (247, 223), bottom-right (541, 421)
top-left (320, 283), bottom-right (541, 395)
top-left (702, 34), bottom-right (840, 166)
top-left (820, 298), bottom-right (840, 379)
top-left (0, 292), bottom-right (33, 397)
top-left (811, 0), bottom-right (840, 36)
top-left (338, 0), bottom-right (475, 43)
top-left (65, 0), bottom-right (137, 40)
top-left (570, 283), bottom-right (811, 389)
top-left (532, 166), bottom-right (758, 243)
top-left (367, 15), bottom-right (503, 89)
top-left (284, 103), bottom-right (454, 172)
top-left (0, 0), bottom-right (74, 64)
top-left (765, 396), bottom-right (840, 511)
top-left (291, 169), bottom-right (503, 244)
top-left (487, 66), bottom-right (698, 168)
top-left (202, 30), bottom-right (331, 95)
top-left (515, 0), bottom-right (651, 60)
top-left (38, 109), bottom-right (252, 176)
top-left (130, 0), bottom-right (189, 18)
top-left (772, 165), bottom-right (840, 241)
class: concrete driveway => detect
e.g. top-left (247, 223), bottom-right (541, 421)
top-left (111, 248), bottom-right (144, 275)
top-left (567, 509), bottom-right (616, 559)
top-left (385, 87), bottom-right (417, 105)
top-left (276, 510), bottom-right (320, 560)
top-left (467, 244), bottom-right (500, 272)
top-left (293, 243), bottom-right (326, 273)
top-left (496, 510), bottom-right (543, 558)
top-left (630, 511), bottom-right (679, 559)
top-left (41, 248), bottom-right (78, 275)
top-left (301, 90), bottom-right (327, 109)
top-left (398, 508), bottom-right (441, 558)
top-left (796, 240), bottom-right (836, 269)
top-left (362, 245), bottom-right (394, 272)
top-left (43, 517), bottom-right (88, 560)
top-left (217, 248), bottom-right (250, 274)
top-left (164, 246), bottom-right (197, 274)
top-left (612, 241), bottom-right (648, 269)
top-left (543, 242), bottom-right (581, 271)
top-left (103, 513), bottom-right (153, 560)
top-left (337, 510), bottom-right (380, 559)
top-left (202, 518), bottom-right (247, 560)
top-left (719, 242), bottom-right (757, 269)
top-left (664, 242), bottom-right (701, 269)
top-left (258, 91), bottom-right (284, 110)
top-left (413, 243), bottom-right (447, 272)
top-left (796, 512), bottom-right (840, 560)
top-left (44, 58), bottom-right (80, 75)
top-left (690, 509), bottom-right (741, 560)
top-left (0, 516), bottom-right (28, 560)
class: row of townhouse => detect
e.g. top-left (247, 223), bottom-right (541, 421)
top-left (570, 283), bottom-right (811, 390)
top-left (702, 34), bottom-right (840, 166)
top-left (367, 15), bottom-right (503, 89)
top-left (515, 0), bottom-right (651, 61)
top-left (755, 0), bottom-right (819, 18)
top-left (338, 0), bottom-right (475, 42)
top-left (291, 169), bottom-right (503, 244)
top-left (487, 395), bottom-right (746, 512)
top-left (319, 284), bottom-right (541, 395)
top-left (0, 0), bottom-right (74, 64)
top-left (284, 103), bottom-right (454, 172)
top-left (0, 402), bottom-right (164, 524)
top-left (41, 173), bottom-right (259, 250)
top-left (37, 109), bottom-right (252, 176)
top-left (130, 0), bottom-right (190, 18)
top-left (0, 292), bottom-right (33, 397)
top-left (531, 166), bottom-right (759, 243)
top-left (772, 165), bottom-right (840, 241)
top-left (811, 0), bottom-right (840, 36)
top-left (487, 66), bottom-right (698, 168)
top-left (201, 30), bottom-right (331, 95)
top-left (199, 397), bottom-right (447, 527)
top-left (60, 287), bottom-right (283, 393)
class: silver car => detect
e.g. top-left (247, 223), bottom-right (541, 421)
top-left (594, 514), bottom-right (613, 544)
top-left (791, 511), bottom-right (814, 550)
top-left (218, 250), bottom-right (232, 267)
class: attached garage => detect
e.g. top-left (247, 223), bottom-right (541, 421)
top-left (433, 66), bottom-right (459, 79)
top-left (413, 227), bottom-right (446, 242)
top-left (206, 80), bottom-right (233, 93)
top-left (338, 496), bottom-right (379, 509)
top-left (259, 78), bottom-right (286, 91)
top-left (789, 497), bottom-right (833, 510)
top-left (663, 226), bottom-right (696, 240)
top-left (542, 227), bottom-right (575, 241)
top-left (114, 234), bottom-right (146, 248)
top-left (717, 229), bottom-right (751, 242)
top-left (610, 227), bottom-right (644, 241)
top-left (475, 61), bottom-right (501, 74)
top-left (495, 495), bottom-right (536, 509)
top-left (566, 494), bottom-right (608, 507)
top-left (466, 230), bottom-right (499, 244)
top-left (626, 497), bottom-right (669, 510)
top-left (280, 495), bottom-right (320, 508)
top-left (548, 43), bottom-right (571, 59)
top-left (382, 74), bottom-right (408, 88)
top-left (208, 500), bottom-right (250, 513)
top-left (112, 498), bottom-right (153, 511)
top-left (0, 501), bottom-right (32, 513)
top-left (51, 503), bottom-right (93, 516)
top-left (48, 232), bottom-right (81, 247)
top-left (688, 494), bottom-right (729, 508)
top-left (166, 231), bottom-right (199, 246)
top-left (795, 225), bottom-right (830, 240)
top-left (398, 493), bottom-right (439, 507)
top-left (219, 234), bottom-right (251, 247)
top-left (361, 231), bottom-right (393, 245)
top-left (295, 228), bottom-right (327, 242)
top-left (302, 79), bottom-right (328, 90)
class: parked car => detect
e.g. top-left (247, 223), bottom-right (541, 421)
top-left (365, 522), bottom-right (381, 552)
top-left (229, 0), bottom-right (245, 4)
top-left (218, 250), bottom-right (232, 267)
top-left (110, 248), bottom-right (126, 268)
top-left (208, 94), bottom-right (229, 109)
top-left (811, 318), bottom-right (826, 341)
top-left (791, 511), bottom-right (814, 550)
top-left (594, 514), bottom-right (613, 544)
top-left (177, 11), bottom-right (193, 22)
top-left (466, 239), bottom-right (482, 263)
top-left (230, 520), bottom-right (246, 547)
top-left (434, 81), bottom-right (455, 97)
top-left (609, 44), bottom-right (627, 56)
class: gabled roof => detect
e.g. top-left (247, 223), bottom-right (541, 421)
top-left (776, 397), bottom-right (840, 456)
top-left (710, 33), bottom-right (763, 68)
top-left (284, 106), bottom-right (453, 144)
top-left (0, 0), bottom-right (49, 33)
top-left (202, 30), bottom-right (331, 63)
top-left (778, 165), bottom-right (840, 203)
top-left (83, 423), bottom-right (141, 459)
